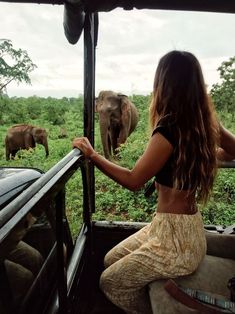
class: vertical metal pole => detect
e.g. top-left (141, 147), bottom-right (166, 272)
top-left (84, 12), bottom-right (96, 215)
top-left (56, 189), bottom-right (67, 314)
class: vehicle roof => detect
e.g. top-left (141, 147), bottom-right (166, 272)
top-left (0, 0), bottom-right (235, 13)
top-left (83, 0), bottom-right (235, 14)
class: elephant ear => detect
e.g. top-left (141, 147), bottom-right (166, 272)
top-left (33, 128), bottom-right (47, 136)
top-left (25, 131), bottom-right (36, 148)
top-left (118, 94), bottom-right (130, 112)
top-left (119, 95), bottom-right (131, 128)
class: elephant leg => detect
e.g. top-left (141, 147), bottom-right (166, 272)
top-left (5, 138), bottom-right (10, 160)
top-left (6, 148), bottom-right (10, 161)
top-left (11, 150), bottom-right (18, 159)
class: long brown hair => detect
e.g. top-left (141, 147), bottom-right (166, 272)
top-left (149, 50), bottom-right (219, 203)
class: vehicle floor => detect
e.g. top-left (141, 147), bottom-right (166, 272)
top-left (78, 223), bottom-right (140, 314)
top-left (87, 250), bottom-right (125, 314)
top-left (90, 289), bottom-right (125, 314)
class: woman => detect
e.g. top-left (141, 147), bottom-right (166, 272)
top-left (72, 50), bottom-right (235, 314)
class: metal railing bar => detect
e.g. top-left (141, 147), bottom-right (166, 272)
top-left (219, 160), bottom-right (235, 168)
top-left (0, 0), bottom-right (235, 14)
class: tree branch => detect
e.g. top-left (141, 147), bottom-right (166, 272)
top-left (0, 77), bottom-right (15, 91)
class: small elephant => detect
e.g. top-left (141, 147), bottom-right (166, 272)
top-left (96, 90), bottom-right (139, 159)
top-left (5, 124), bottom-right (49, 160)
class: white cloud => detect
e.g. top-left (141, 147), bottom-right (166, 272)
top-left (0, 4), bottom-right (234, 97)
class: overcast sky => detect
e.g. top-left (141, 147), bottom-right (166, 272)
top-left (0, 3), bottom-right (235, 98)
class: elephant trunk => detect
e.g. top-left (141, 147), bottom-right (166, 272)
top-left (43, 139), bottom-right (49, 157)
top-left (99, 115), bottom-right (110, 159)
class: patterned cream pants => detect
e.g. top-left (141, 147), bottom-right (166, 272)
top-left (100, 211), bottom-right (207, 314)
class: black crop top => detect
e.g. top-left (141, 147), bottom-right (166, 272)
top-left (152, 123), bottom-right (192, 190)
top-left (152, 124), bottom-right (176, 188)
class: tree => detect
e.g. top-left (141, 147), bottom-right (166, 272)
top-left (210, 56), bottom-right (235, 117)
top-left (0, 39), bottom-right (37, 93)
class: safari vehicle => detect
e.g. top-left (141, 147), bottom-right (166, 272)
top-left (0, 1), bottom-right (235, 314)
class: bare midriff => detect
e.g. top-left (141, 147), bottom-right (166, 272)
top-left (155, 183), bottom-right (197, 215)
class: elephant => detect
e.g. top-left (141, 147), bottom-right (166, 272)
top-left (96, 90), bottom-right (139, 159)
top-left (5, 124), bottom-right (49, 160)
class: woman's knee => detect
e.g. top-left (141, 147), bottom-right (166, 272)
top-left (100, 266), bottom-right (153, 314)
top-left (103, 252), bottom-right (113, 268)
top-left (100, 264), bottom-right (122, 293)
top-left (99, 268), bottom-right (111, 294)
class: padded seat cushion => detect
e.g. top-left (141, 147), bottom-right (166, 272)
top-left (149, 254), bottom-right (235, 314)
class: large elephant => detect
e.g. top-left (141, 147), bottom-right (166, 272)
top-left (96, 90), bottom-right (139, 159)
top-left (5, 124), bottom-right (49, 160)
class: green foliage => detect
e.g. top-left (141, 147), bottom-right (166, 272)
top-left (210, 56), bottom-right (235, 118)
top-left (25, 96), bottom-right (42, 119)
top-left (65, 172), bottom-right (83, 237)
top-left (0, 91), bottom-right (235, 237)
top-left (44, 104), bottom-right (65, 125)
top-left (201, 170), bottom-right (235, 226)
top-left (0, 39), bottom-right (37, 92)
top-left (8, 98), bottom-right (28, 123)
top-left (0, 94), bottom-right (9, 123)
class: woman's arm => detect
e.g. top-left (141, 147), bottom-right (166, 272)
top-left (72, 133), bottom-right (173, 191)
top-left (217, 124), bottom-right (235, 161)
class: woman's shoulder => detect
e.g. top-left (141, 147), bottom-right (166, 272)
top-left (152, 117), bottom-right (176, 146)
